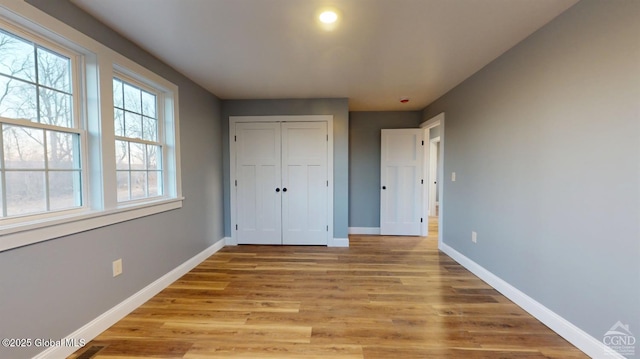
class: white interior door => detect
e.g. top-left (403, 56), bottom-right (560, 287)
top-left (235, 122), bottom-right (282, 244)
top-left (281, 122), bottom-right (328, 245)
top-left (380, 129), bottom-right (423, 236)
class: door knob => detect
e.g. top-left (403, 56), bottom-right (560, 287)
top-left (382, 186), bottom-right (386, 190)
top-left (276, 188), bottom-right (280, 192)
top-left (283, 188), bottom-right (288, 192)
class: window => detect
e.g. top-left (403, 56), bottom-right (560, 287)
top-left (113, 77), bottom-right (163, 202)
top-left (0, 4), bottom-right (182, 252)
top-left (0, 27), bottom-right (83, 218)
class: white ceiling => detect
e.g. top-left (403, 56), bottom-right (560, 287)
top-left (71, 0), bottom-right (578, 111)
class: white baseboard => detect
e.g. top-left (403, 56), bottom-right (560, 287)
top-left (329, 237), bottom-right (349, 247)
top-left (439, 242), bottom-right (623, 359)
top-left (348, 227), bottom-right (380, 235)
top-left (33, 238), bottom-right (226, 359)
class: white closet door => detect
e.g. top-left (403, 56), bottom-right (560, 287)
top-left (380, 129), bottom-right (423, 236)
top-left (235, 122), bottom-right (282, 244)
top-left (281, 122), bottom-right (328, 245)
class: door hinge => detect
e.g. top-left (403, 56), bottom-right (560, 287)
top-left (421, 179), bottom-right (424, 184)
top-left (234, 135), bottom-right (237, 142)
top-left (326, 134), bottom-right (328, 141)
top-left (421, 140), bottom-right (424, 146)
top-left (235, 180), bottom-right (237, 186)
top-left (326, 225), bottom-right (329, 231)
top-left (420, 218), bottom-right (423, 223)
top-left (326, 180), bottom-right (329, 186)
top-left (235, 224), bottom-right (238, 230)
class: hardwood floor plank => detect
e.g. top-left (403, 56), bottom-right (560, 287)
top-left (124, 309), bottom-right (250, 324)
top-left (154, 298), bottom-right (301, 312)
top-left (68, 218), bottom-right (586, 358)
top-left (310, 325), bottom-right (480, 347)
top-left (161, 322), bottom-right (312, 344)
top-left (168, 280), bottom-right (230, 290)
top-left (362, 346), bottom-right (547, 359)
top-left (73, 339), bottom-right (193, 358)
top-left (184, 342), bottom-right (363, 359)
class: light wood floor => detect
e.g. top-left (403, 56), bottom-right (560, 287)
top-left (69, 218), bottom-right (586, 358)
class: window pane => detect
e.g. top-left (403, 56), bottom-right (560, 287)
top-left (130, 142), bottom-right (146, 170)
top-left (115, 140), bottom-right (129, 170)
top-left (141, 90), bottom-right (156, 118)
top-left (113, 78), bottom-right (123, 108)
top-left (5, 171), bottom-right (46, 216)
top-left (39, 88), bottom-right (72, 127)
top-left (142, 116), bottom-right (157, 141)
top-left (114, 108), bottom-right (124, 137)
top-left (0, 30), bottom-right (35, 82)
top-left (124, 111), bottom-right (142, 139)
top-left (148, 171), bottom-right (162, 197)
top-left (3, 125), bottom-right (45, 169)
top-left (131, 171), bottom-right (147, 199)
top-left (147, 145), bottom-right (161, 170)
top-left (0, 74), bottom-right (38, 122)
top-left (47, 131), bottom-right (79, 169)
top-left (123, 82), bottom-right (141, 113)
top-left (0, 175), bottom-right (3, 216)
top-left (36, 46), bottom-right (71, 93)
top-left (49, 170), bottom-right (82, 210)
top-left (116, 171), bottom-right (130, 202)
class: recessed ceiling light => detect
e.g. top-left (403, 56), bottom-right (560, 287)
top-left (319, 11), bottom-right (338, 24)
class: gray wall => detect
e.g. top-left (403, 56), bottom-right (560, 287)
top-left (221, 99), bottom-right (349, 238)
top-left (423, 0), bottom-right (639, 344)
top-left (349, 111), bottom-right (422, 228)
top-left (1, 1), bottom-right (224, 358)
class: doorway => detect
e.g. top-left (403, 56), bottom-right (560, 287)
top-left (429, 137), bottom-right (440, 217)
top-left (420, 113), bottom-right (444, 243)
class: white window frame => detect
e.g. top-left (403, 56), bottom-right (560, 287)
top-left (107, 63), bottom-right (182, 207)
top-left (0, 2), bottom-right (183, 252)
top-left (0, 21), bottom-right (88, 222)
top-left (112, 72), bottom-right (166, 204)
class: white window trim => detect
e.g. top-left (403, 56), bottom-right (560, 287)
top-left (0, 1), bottom-right (183, 252)
top-left (112, 69), bottom-right (171, 203)
top-left (105, 62), bottom-right (182, 206)
top-left (0, 198), bottom-right (183, 252)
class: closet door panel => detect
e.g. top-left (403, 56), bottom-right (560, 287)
top-left (281, 122), bottom-right (328, 245)
top-left (235, 122), bottom-right (282, 244)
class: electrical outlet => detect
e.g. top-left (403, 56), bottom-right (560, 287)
top-left (112, 259), bottom-right (123, 277)
top-left (451, 172), bottom-right (456, 181)
top-left (472, 231), bottom-right (477, 243)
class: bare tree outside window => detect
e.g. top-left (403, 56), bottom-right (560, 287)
top-left (0, 28), bottom-right (82, 218)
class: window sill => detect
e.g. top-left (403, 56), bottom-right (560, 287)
top-left (0, 197), bottom-right (184, 252)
